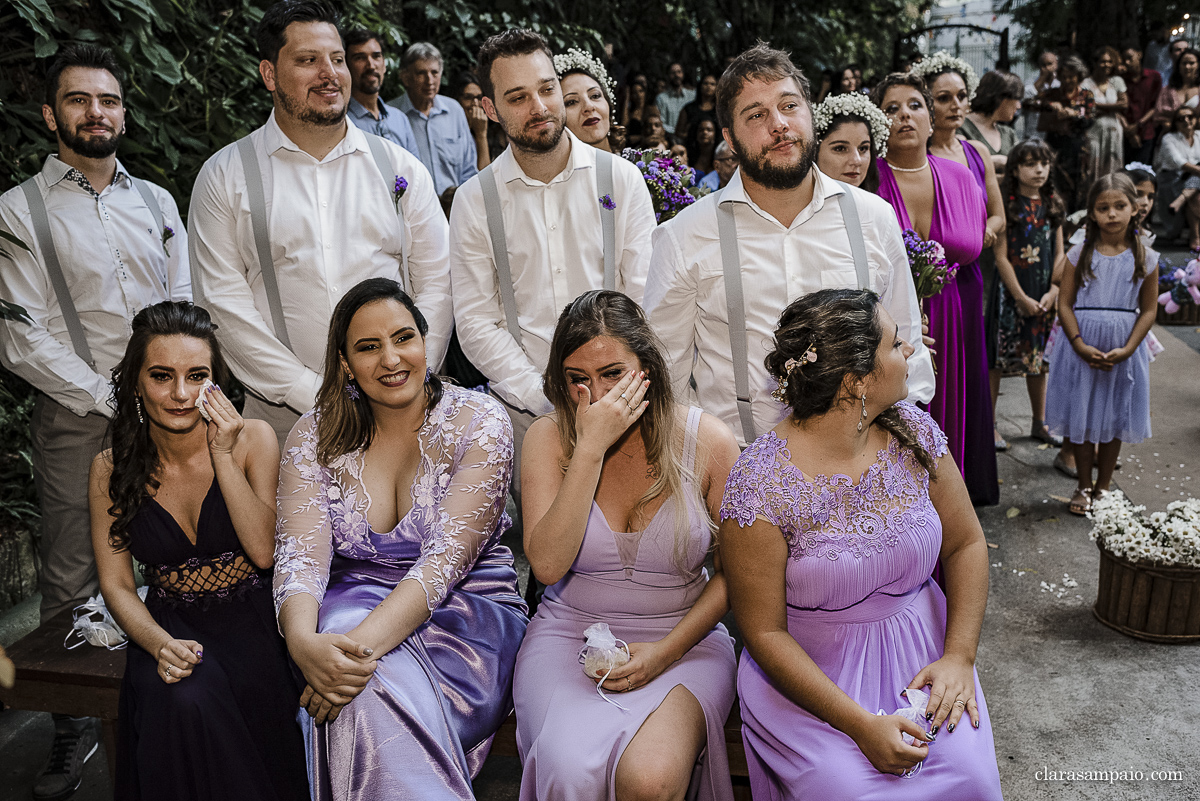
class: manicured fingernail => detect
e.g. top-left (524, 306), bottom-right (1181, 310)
top-left (931, 724), bottom-right (939, 736)
top-left (363, 647), bottom-right (373, 656)
top-left (925, 712), bottom-right (933, 721)
top-left (973, 719), bottom-right (980, 729)
top-left (947, 723), bottom-right (955, 733)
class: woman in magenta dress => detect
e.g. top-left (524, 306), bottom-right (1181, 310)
top-left (720, 288), bottom-right (1002, 800)
top-left (513, 291), bottom-right (740, 801)
top-left (873, 72), bottom-right (997, 505)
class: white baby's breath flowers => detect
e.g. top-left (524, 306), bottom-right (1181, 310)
top-left (910, 51), bottom-right (979, 100)
top-left (1089, 490), bottom-right (1200, 568)
top-left (554, 48), bottom-right (617, 103)
top-left (812, 93), bottom-right (892, 159)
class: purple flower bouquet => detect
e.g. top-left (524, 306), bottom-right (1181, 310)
top-left (902, 229), bottom-right (958, 300)
top-left (620, 148), bottom-right (697, 224)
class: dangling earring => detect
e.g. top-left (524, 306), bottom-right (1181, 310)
top-left (425, 367), bottom-right (432, 382)
top-left (857, 394), bottom-right (867, 432)
top-left (344, 375), bottom-right (360, 401)
top-left (135, 396), bottom-right (145, 424)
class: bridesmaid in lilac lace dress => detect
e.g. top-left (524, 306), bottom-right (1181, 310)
top-left (514, 291), bottom-right (739, 801)
top-left (273, 279), bottom-right (528, 800)
top-left (720, 289), bottom-right (1002, 800)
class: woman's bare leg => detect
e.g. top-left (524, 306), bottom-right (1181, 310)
top-left (615, 685), bottom-right (707, 801)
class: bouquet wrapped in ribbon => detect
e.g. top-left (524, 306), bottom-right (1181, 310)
top-left (620, 147), bottom-right (698, 223)
top-left (902, 229), bottom-right (959, 299)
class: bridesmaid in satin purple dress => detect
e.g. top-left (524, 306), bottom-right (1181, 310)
top-left (273, 279), bottom-right (528, 800)
top-left (874, 73), bottom-right (998, 505)
top-left (720, 288), bottom-right (1002, 801)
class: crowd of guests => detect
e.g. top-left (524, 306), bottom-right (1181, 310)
top-left (0, 0), bottom-right (1165, 798)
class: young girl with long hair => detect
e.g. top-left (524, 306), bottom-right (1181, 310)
top-left (1045, 174), bottom-right (1158, 514)
top-left (987, 138), bottom-right (1066, 450)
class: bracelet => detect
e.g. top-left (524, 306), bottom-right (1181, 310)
top-left (1069, 333), bottom-right (1083, 342)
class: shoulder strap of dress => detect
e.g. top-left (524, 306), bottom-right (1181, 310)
top-left (682, 406), bottom-right (703, 477)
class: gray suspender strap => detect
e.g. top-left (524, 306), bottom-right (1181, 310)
top-left (478, 164), bottom-right (523, 348)
top-left (715, 193), bottom-right (756, 446)
top-left (363, 133), bottom-right (409, 291)
top-left (129, 177), bottom-right (164, 238)
top-left (595, 150), bottom-right (616, 291)
top-left (18, 178), bottom-right (95, 368)
top-left (236, 136), bottom-right (293, 352)
top-left (835, 183), bottom-right (871, 291)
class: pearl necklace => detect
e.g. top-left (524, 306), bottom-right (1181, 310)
top-left (886, 159), bottom-right (930, 173)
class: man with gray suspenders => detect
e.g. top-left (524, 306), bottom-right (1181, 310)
top-left (189, 0), bottom-right (451, 447)
top-left (449, 29), bottom-right (655, 498)
top-left (645, 44), bottom-right (934, 448)
top-left (0, 44), bottom-right (190, 800)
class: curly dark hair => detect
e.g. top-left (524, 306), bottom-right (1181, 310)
top-left (1001, 137), bottom-right (1066, 230)
top-left (765, 289), bottom-right (936, 475)
top-left (105, 302), bottom-right (230, 551)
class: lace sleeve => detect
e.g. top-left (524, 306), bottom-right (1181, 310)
top-left (719, 437), bottom-right (780, 528)
top-left (895, 402), bottom-right (949, 463)
top-left (273, 412), bottom-right (334, 617)
top-left (402, 392), bottom-right (514, 611)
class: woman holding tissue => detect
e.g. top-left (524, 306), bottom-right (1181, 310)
top-left (513, 290), bottom-right (740, 801)
top-left (88, 301), bottom-right (307, 799)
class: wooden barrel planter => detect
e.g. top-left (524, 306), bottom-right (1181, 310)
top-left (1094, 544), bottom-right (1200, 643)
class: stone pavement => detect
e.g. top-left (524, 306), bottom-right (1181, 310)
top-left (3, 325), bottom-right (1198, 800)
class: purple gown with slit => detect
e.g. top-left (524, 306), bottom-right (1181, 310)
top-left (876, 155), bottom-right (999, 505)
top-left (720, 403), bottom-right (1003, 801)
top-left (273, 386), bottom-right (528, 800)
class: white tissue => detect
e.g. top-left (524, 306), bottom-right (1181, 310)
top-left (196, 378), bottom-right (215, 421)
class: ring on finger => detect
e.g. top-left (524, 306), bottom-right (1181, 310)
top-left (619, 392), bottom-right (628, 400)
top-left (954, 699), bottom-right (966, 707)
top-left (625, 677), bottom-right (632, 691)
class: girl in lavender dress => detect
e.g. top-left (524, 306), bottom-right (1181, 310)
top-left (720, 289), bottom-right (1003, 800)
top-left (273, 279), bottom-right (528, 800)
top-left (514, 291), bottom-right (739, 801)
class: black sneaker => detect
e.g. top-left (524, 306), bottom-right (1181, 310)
top-left (32, 717), bottom-right (99, 801)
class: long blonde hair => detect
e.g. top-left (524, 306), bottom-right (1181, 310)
top-left (543, 291), bottom-right (710, 573)
top-left (1076, 173), bottom-right (1147, 286)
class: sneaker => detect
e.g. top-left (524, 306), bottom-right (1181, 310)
top-left (32, 717), bottom-right (99, 801)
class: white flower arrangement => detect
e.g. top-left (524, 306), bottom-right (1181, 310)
top-left (909, 51), bottom-right (978, 99)
top-left (1088, 490), bottom-right (1200, 568)
top-left (554, 48), bottom-right (617, 103)
top-left (812, 93), bottom-right (892, 158)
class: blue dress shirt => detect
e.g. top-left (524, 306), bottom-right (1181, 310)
top-left (348, 97), bottom-right (419, 157)
top-left (396, 94), bottom-right (478, 195)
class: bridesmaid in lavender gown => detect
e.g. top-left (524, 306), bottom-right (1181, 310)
top-left (873, 72), bottom-right (998, 506)
top-left (514, 291), bottom-right (739, 801)
top-left (720, 289), bottom-right (1002, 801)
top-left (273, 279), bottom-right (528, 800)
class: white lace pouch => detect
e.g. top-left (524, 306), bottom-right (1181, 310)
top-left (877, 687), bottom-right (933, 777)
top-left (578, 622), bottom-right (631, 710)
top-left (65, 588), bottom-right (148, 650)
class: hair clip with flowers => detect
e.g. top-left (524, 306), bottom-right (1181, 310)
top-left (772, 342), bottom-right (818, 402)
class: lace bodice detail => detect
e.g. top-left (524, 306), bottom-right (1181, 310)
top-left (272, 385), bottom-right (514, 615)
top-left (143, 551), bottom-right (264, 609)
top-left (720, 403), bottom-right (948, 561)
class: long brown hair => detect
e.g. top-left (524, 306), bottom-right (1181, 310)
top-left (1001, 137), bottom-right (1066, 230)
top-left (543, 291), bottom-right (706, 571)
top-left (1076, 173), bottom-right (1147, 286)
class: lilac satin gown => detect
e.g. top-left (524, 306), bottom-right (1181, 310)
top-left (273, 386), bottom-right (528, 800)
top-left (876, 156), bottom-right (998, 505)
top-left (512, 407), bottom-right (737, 801)
top-left (720, 403), bottom-right (1003, 801)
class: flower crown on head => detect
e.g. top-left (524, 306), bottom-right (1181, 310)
top-left (554, 48), bottom-right (617, 101)
top-left (812, 93), bottom-right (892, 158)
top-left (909, 51), bottom-right (979, 99)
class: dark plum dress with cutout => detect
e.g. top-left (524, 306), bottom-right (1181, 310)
top-left (114, 479), bottom-right (308, 800)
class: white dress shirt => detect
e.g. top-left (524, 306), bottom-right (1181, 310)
top-left (188, 112), bottom-right (452, 414)
top-left (0, 155), bottom-right (191, 417)
top-left (448, 129), bottom-right (657, 415)
top-left (644, 167), bottom-right (935, 447)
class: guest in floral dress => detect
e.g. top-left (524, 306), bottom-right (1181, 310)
top-left (987, 138), bottom-right (1067, 449)
top-left (1033, 56), bottom-right (1096, 210)
top-left (273, 278), bottom-right (528, 800)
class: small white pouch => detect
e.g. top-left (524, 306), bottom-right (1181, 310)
top-left (578, 622), bottom-right (631, 710)
top-left (64, 588), bottom-right (147, 651)
top-left (195, 378), bottom-right (215, 421)
top-left (878, 687), bottom-right (933, 777)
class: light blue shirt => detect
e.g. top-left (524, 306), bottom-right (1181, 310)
top-left (348, 97), bottom-right (419, 156)
top-left (396, 94), bottom-right (478, 195)
top-left (698, 170), bottom-right (721, 192)
top-left (655, 87), bottom-right (695, 134)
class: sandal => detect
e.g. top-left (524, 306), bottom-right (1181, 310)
top-left (994, 430), bottom-right (1010, 451)
top-left (1031, 420), bottom-right (1063, 446)
top-left (1053, 450), bottom-right (1078, 479)
top-left (1068, 487), bottom-right (1093, 516)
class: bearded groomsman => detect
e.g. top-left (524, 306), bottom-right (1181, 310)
top-left (0, 43), bottom-right (190, 799)
top-left (189, 0), bottom-right (451, 446)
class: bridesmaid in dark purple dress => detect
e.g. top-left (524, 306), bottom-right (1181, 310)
top-left (873, 73), bottom-right (999, 506)
top-left (89, 301), bottom-right (307, 800)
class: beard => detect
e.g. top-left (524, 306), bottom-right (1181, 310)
top-left (501, 108), bottom-right (567, 154)
top-left (54, 110), bottom-right (122, 159)
top-left (729, 129), bottom-right (818, 190)
top-left (275, 83), bottom-right (348, 126)
top-left (356, 71), bottom-right (382, 95)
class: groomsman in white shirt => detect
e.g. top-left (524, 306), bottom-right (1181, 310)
top-left (645, 43), bottom-right (934, 448)
top-left (449, 28), bottom-right (656, 492)
top-left (0, 43), bottom-right (190, 799)
top-left (189, 0), bottom-right (451, 445)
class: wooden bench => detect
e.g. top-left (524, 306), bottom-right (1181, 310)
top-left (0, 608), bottom-right (122, 779)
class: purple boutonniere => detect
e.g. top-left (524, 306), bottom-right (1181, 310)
top-left (161, 225), bottom-right (175, 257)
top-left (599, 194), bottom-right (615, 211)
top-left (393, 176), bottom-right (408, 211)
